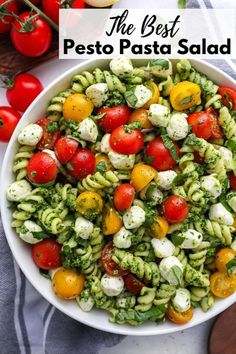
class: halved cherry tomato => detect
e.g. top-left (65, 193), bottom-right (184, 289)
top-left (0, 0), bottom-right (18, 33)
top-left (55, 136), bottom-right (78, 164)
top-left (98, 105), bottom-right (131, 133)
top-left (215, 248), bottom-right (236, 274)
top-left (206, 107), bottom-right (223, 139)
top-left (131, 164), bottom-right (157, 192)
top-left (32, 239), bottom-right (61, 270)
top-left (66, 148), bottom-right (95, 180)
top-left (77, 191), bottom-right (103, 219)
top-left (0, 106), bottom-right (21, 142)
top-left (110, 125), bottom-right (144, 154)
top-left (167, 304), bottom-right (193, 324)
top-left (187, 112), bottom-right (212, 140)
top-left (113, 184), bottom-right (135, 211)
top-left (27, 151), bottom-right (57, 184)
top-left (123, 273), bottom-right (144, 294)
top-left (101, 241), bottom-right (129, 276)
top-left (194, 151), bottom-right (205, 164)
top-left (150, 216), bottom-right (169, 239)
top-left (36, 118), bottom-right (60, 150)
top-left (218, 87), bottom-right (236, 110)
top-left (163, 195), bottom-right (189, 224)
top-left (128, 108), bottom-right (152, 129)
top-left (52, 268), bottom-right (84, 299)
top-left (210, 272), bottom-right (236, 298)
top-left (63, 93), bottom-right (93, 123)
top-left (145, 137), bottom-right (180, 171)
top-left (229, 172), bottom-right (236, 190)
top-left (144, 82), bottom-right (160, 108)
top-left (102, 206), bottom-right (122, 235)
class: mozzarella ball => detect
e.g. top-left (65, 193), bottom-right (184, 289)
top-left (155, 170), bottom-right (177, 190)
top-left (86, 83), bottom-right (109, 107)
top-left (140, 184), bottom-right (163, 204)
top-left (166, 113), bottom-right (188, 141)
top-left (209, 203), bottom-right (234, 225)
top-left (74, 217), bottom-right (94, 239)
top-left (76, 290), bottom-right (94, 312)
top-left (101, 274), bottom-right (124, 297)
top-left (6, 180), bottom-right (32, 202)
top-left (172, 288), bottom-right (191, 312)
top-left (113, 227), bottom-right (132, 249)
top-left (159, 256), bottom-right (183, 285)
top-left (19, 220), bottom-right (43, 244)
top-left (126, 85), bottom-right (152, 109)
top-left (179, 229), bottom-right (203, 249)
top-left (18, 124), bottom-right (43, 146)
top-left (200, 174), bottom-right (222, 199)
top-left (219, 147), bottom-right (233, 170)
top-left (78, 118), bottom-right (98, 143)
top-left (151, 238), bottom-right (175, 258)
top-left (148, 104), bottom-right (170, 127)
top-left (109, 56), bottom-right (133, 77)
top-left (123, 206), bottom-right (146, 229)
top-left (148, 58), bottom-right (173, 78)
top-left (101, 133), bottom-right (111, 153)
top-left (108, 150), bottom-right (135, 170)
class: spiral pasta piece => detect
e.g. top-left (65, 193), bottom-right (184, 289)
top-left (47, 89), bottom-right (75, 121)
top-left (190, 286), bottom-right (209, 306)
top-left (154, 284), bottom-right (176, 306)
top-left (135, 287), bottom-right (156, 312)
top-left (13, 145), bottom-right (35, 181)
top-left (89, 227), bottom-right (104, 262)
top-left (77, 171), bottom-right (119, 193)
top-left (219, 106), bottom-right (236, 139)
top-left (193, 219), bottom-right (233, 245)
top-left (173, 247), bottom-right (188, 270)
top-left (38, 207), bottom-right (65, 234)
top-left (112, 249), bottom-right (160, 287)
top-left (158, 76), bottom-right (174, 96)
top-left (188, 241), bottom-right (211, 271)
top-left (185, 264), bottom-right (210, 287)
top-left (55, 183), bottom-right (78, 210)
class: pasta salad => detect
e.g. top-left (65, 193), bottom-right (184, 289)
top-left (6, 57), bottom-right (236, 326)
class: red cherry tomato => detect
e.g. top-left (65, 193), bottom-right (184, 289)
top-left (110, 125), bottom-right (144, 154)
top-left (11, 12), bottom-right (52, 57)
top-left (55, 136), bottom-right (78, 164)
top-left (6, 73), bottom-right (43, 112)
top-left (36, 118), bottom-right (60, 150)
top-left (101, 241), bottom-right (129, 277)
top-left (113, 184), bottom-right (135, 212)
top-left (163, 195), bottom-right (189, 224)
top-left (98, 105), bottom-right (131, 133)
top-left (32, 239), bottom-right (61, 270)
top-left (66, 148), bottom-right (95, 180)
top-left (218, 87), bottom-right (236, 110)
top-left (0, 0), bottom-right (18, 33)
top-left (27, 152), bottom-right (57, 184)
top-left (123, 273), bottom-right (144, 294)
top-left (187, 112), bottom-right (212, 140)
top-left (30, 0), bottom-right (41, 3)
top-left (229, 172), bottom-right (236, 190)
top-left (205, 107), bottom-right (223, 139)
top-left (42, 0), bottom-right (85, 25)
top-left (194, 151), bottom-right (205, 164)
top-left (0, 106), bottom-right (21, 142)
top-left (145, 137), bottom-right (179, 171)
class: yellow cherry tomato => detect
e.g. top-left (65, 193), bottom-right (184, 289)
top-left (131, 164), bottom-right (157, 192)
top-left (95, 153), bottom-right (112, 171)
top-left (76, 191), bottom-right (103, 219)
top-left (144, 81), bottom-right (160, 108)
top-left (63, 93), bottom-right (94, 122)
top-left (215, 248), bottom-right (236, 274)
top-left (149, 215), bottom-right (169, 239)
top-left (210, 272), bottom-right (236, 298)
top-left (52, 268), bottom-right (84, 299)
top-left (167, 304), bottom-right (193, 324)
top-left (102, 206), bottom-right (122, 235)
top-left (128, 108), bottom-right (153, 129)
top-left (170, 81), bottom-right (201, 111)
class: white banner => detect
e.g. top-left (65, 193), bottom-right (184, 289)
top-left (59, 9), bottom-right (236, 59)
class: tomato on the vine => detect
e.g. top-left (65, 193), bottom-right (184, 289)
top-left (0, 106), bottom-right (21, 142)
top-left (42, 0), bottom-right (85, 25)
top-left (110, 125), bottom-right (144, 154)
top-left (55, 136), bottom-right (78, 164)
top-left (187, 112), bottom-right (212, 140)
top-left (66, 148), bottom-right (96, 180)
top-left (32, 239), bottom-right (61, 270)
top-left (98, 105), bottom-right (131, 133)
top-left (36, 118), bottom-right (60, 150)
top-left (11, 12), bottom-right (52, 57)
top-left (113, 183), bottom-right (135, 211)
top-left (6, 73), bottom-right (43, 112)
top-left (27, 151), bottom-right (57, 184)
top-left (218, 87), bottom-right (236, 110)
top-left (0, 0), bottom-right (18, 33)
top-left (101, 241), bottom-right (129, 277)
top-left (163, 195), bottom-right (189, 224)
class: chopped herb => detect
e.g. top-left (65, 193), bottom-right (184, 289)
top-left (161, 128), bottom-right (180, 162)
top-left (143, 155), bottom-right (155, 164)
top-left (124, 121), bottom-right (142, 133)
top-left (226, 138), bottom-right (236, 153)
top-left (171, 265), bottom-right (182, 286)
top-left (180, 95), bottom-right (193, 105)
top-left (39, 269), bottom-right (51, 280)
top-left (89, 113), bottom-right (106, 121)
top-left (149, 59), bottom-right (169, 70)
top-left (171, 233), bottom-right (185, 246)
top-left (96, 161), bottom-right (107, 173)
top-left (226, 258), bottom-right (236, 276)
top-left (46, 121), bottom-right (58, 133)
top-left (124, 87), bottom-right (137, 108)
top-left (172, 173), bottom-right (191, 186)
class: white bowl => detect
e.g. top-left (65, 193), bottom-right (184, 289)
top-left (1, 59), bottom-right (236, 336)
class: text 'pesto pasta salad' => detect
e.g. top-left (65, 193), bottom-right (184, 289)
top-left (6, 56), bottom-right (236, 326)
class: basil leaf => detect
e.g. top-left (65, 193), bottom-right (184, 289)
top-left (172, 173), bottom-right (190, 186)
top-left (149, 59), bottom-right (169, 70)
top-left (226, 258), bottom-right (236, 276)
top-left (143, 155), bottom-right (155, 164)
top-left (46, 121), bottom-right (58, 133)
top-left (178, 0), bottom-right (186, 8)
top-left (90, 113), bottom-right (105, 121)
top-left (171, 265), bottom-right (183, 286)
top-left (96, 161), bottom-right (106, 173)
top-left (115, 305), bottom-right (167, 323)
top-left (124, 87), bottom-right (137, 108)
top-left (171, 234), bottom-right (184, 246)
top-left (39, 269), bottom-right (51, 280)
top-left (124, 121), bottom-right (142, 133)
top-left (161, 128), bottom-right (180, 162)
top-left (226, 138), bottom-right (236, 153)
top-left (180, 95), bottom-right (193, 105)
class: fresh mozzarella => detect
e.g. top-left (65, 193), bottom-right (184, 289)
top-left (19, 220), bottom-right (43, 244)
top-left (159, 256), bottom-right (183, 285)
top-left (86, 83), bottom-right (109, 107)
top-left (18, 124), bottom-right (43, 146)
top-left (148, 58), bottom-right (173, 78)
top-left (151, 238), bottom-right (175, 258)
top-left (148, 104), bottom-right (170, 127)
top-left (100, 133), bottom-right (111, 153)
top-left (42, 149), bottom-right (57, 160)
top-left (200, 174), bottom-right (222, 199)
top-left (123, 206), bottom-right (146, 229)
top-left (74, 216), bottom-right (94, 239)
top-left (172, 288), bottom-right (191, 312)
top-left (219, 147), bottom-right (233, 170)
top-left (227, 193), bottom-right (236, 213)
top-left (76, 291), bottom-right (94, 312)
top-left (113, 227), bottom-right (132, 249)
top-left (155, 170), bottom-right (177, 190)
top-left (116, 294), bottom-right (136, 308)
top-left (209, 203), bottom-right (234, 225)
top-left (179, 229), bottom-right (203, 249)
top-left (139, 183), bottom-right (164, 204)
top-left (126, 85), bottom-right (152, 109)
top-left (166, 113), bottom-right (188, 141)
top-left (78, 118), bottom-right (98, 143)
top-left (108, 150), bottom-right (135, 170)
top-left (109, 56), bottom-right (133, 77)
top-left (101, 274), bottom-right (124, 297)
top-left (6, 180), bottom-right (32, 202)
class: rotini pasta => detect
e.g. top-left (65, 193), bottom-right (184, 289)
top-left (13, 145), bottom-right (35, 180)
